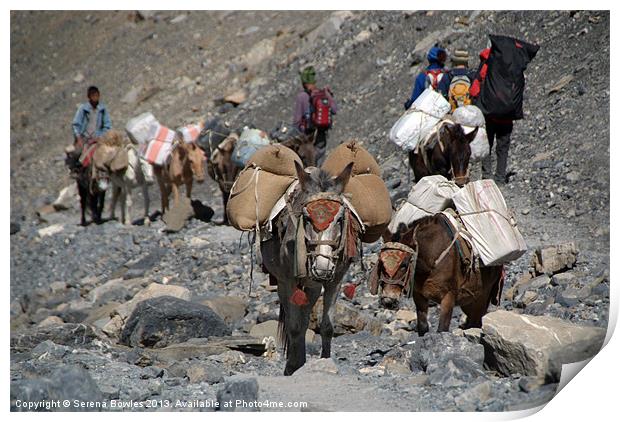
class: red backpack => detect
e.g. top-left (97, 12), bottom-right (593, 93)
top-left (424, 69), bottom-right (445, 90)
top-left (310, 88), bottom-right (333, 130)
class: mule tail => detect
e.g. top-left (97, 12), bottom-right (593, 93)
top-left (277, 303), bottom-right (289, 357)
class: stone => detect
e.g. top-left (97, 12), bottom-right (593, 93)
top-left (395, 309), bottom-right (416, 323)
top-left (120, 296), bottom-right (231, 348)
top-left (10, 323), bottom-right (103, 350)
top-left (163, 197), bottom-right (194, 232)
top-left (514, 290), bottom-right (538, 308)
top-left (10, 222), bottom-right (21, 235)
top-left (11, 366), bottom-right (103, 412)
top-left (52, 184), bottom-right (78, 210)
top-left (31, 340), bottom-right (70, 360)
top-left (531, 242), bottom-right (578, 275)
top-left (37, 316), bottom-right (64, 328)
top-left (202, 296), bottom-right (247, 325)
top-left (481, 310), bottom-right (606, 381)
top-left (102, 315), bottom-right (124, 338)
top-left (310, 299), bottom-right (382, 335)
top-left (454, 380), bottom-right (493, 411)
top-left (216, 376), bottom-right (259, 412)
top-left (186, 362), bottom-right (226, 384)
top-left (73, 72), bottom-right (85, 83)
top-left (114, 282), bottom-right (191, 321)
top-left (409, 332), bottom-right (486, 387)
top-left (304, 11), bottom-right (353, 46)
top-left (241, 38), bottom-right (276, 69)
top-left (354, 30), bottom-right (372, 43)
top-left (550, 272), bottom-right (576, 286)
top-left (249, 320), bottom-right (314, 346)
top-left (88, 278), bottom-right (133, 304)
top-left (121, 85), bottom-right (141, 104)
top-left (170, 14), bottom-right (187, 24)
top-left (294, 357), bottom-right (339, 375)
top-left (38, 224), bottom-right (64, 237)
top-left (83, 302), bottom-right (121, 329)
top-left (463, 328), bottom-right (483, 343)
top-left (555, 285), bottom-right (591, 307)
top-left (224, 89), bottom-right (247, 105)
top-left (547, 74), bottom-right (574, 95)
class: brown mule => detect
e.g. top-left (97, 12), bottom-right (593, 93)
top-left (280, 133), bottom-right (317, 168)
top-left (409, 122), bottom-right (478, 187)
top-left (205, 134), bottom-right (241, 225)
top-left (154, 142), bottom-right (206, 213)
top-left (370, 214), bottom-right (503, 335)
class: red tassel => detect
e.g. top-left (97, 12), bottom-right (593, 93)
top-left (343, 283), bottom-right (356, 300)
top-left (290, 288), bottom-right (309, 306)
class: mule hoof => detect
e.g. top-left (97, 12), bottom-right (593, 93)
top-left (144, 217), bottom-right (151, 227)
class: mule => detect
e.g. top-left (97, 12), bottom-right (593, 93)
top-left (370, 214), bottom-right (503, 335)
top-left (66, 153), bottom-right (108, 226)
top-left (153, 142), bottom-right (206, 213)
top-left (205, 134), bottom-right (241, 225)
top-left (280, 133), bottom-right (317, 168)
top-left (408, 121), bottom-right (478, 187)
top-left (109, 145), bottom-right (154, 225)
top-left (261, 161), bottom-right (361, 375)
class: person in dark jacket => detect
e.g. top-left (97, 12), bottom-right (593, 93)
top-left (470, 47), bottom-right (513, 183)
top-left (404, 46), bottom-right (448, 110)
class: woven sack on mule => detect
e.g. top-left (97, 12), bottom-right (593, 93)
top-left (321, 140), bottom-right (381, 177)
top-left (344, 174), bottom-right (392, 243)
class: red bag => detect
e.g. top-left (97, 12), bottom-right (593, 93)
top-left (310, 88), bottom-right (333, 130)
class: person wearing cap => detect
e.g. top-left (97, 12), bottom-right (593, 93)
top-left (438, 49), bottom-right (477, 109)
top-left (292, 65), bottom-right (338, 165)
top-left (404, 46), bottom-right (448, 110)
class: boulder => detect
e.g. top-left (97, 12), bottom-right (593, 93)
top-left (481, 310), bottom-right (606, 381)
top-left (531, 242), bottom-right (578, 275)
top-left (114, 282), bottom-right (191, 321)
top-left (10, 221), bottom-right (21, 235)
top-left (409, 332), bottom-right (486, 387)
top-left (88, 278), bottom-right (133, 305)
top-left (10, 323), bottom-right (104, 350)
top-left (37, 316), bottom-right (65, 328)
top-left (186, 362), bottom-right (226, 384)
top-left (53, 184), bottom-right (78, 210)
top-left (120, 296), bottom-right (231, 348)
top-left (224, 89), bottom-right (247, 105)
top-left (11, 366), bottom-right (103, 411)
top-left (37, 224), bottom-right (64, 237)
top-left (294, 357), bottom-right (339, 375)
top-left (216, 376), bottom-right (259, 412)
top-left (202, 296), bottom-right (247, 325)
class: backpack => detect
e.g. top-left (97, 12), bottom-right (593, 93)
top-left (424, 69), bottom-right (445, 90)
top-left (448, 73), bottom-right (472, 111)
top-left (309, 88), bottom-right (333, 130)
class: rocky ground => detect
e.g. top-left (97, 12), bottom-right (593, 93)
top-left (10, 10), bottom-right (609, 412)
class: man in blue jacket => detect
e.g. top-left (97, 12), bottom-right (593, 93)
top-left (71, 86), bottom-right (112, 149)
top-left (404, 46), bottom-right (448, 110)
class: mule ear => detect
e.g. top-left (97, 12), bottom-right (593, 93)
top-left (464, 127), bottom-right (479, 143)
top-left (294, 159), bottom-right (308, 190)
top-left (334, 162), bottom-right (354, 193)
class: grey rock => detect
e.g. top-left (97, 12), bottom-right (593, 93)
top-left (120, 296), bottom-right (231, 348)
top-left (11, 366), bottom-right (104, 411)
top-left (216, 376), bottom-right (259, 412)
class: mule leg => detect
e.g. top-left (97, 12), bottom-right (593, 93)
top-left (320, 282), bottom-right (339, 358)
top-left (109, 186), bottom-right (120, 221)
top-left (78, 183), bottom-right (87, 226)
top-left (437, 291), bottom-right (456, 332)
top-left (413, 289), bottom-right (430, 336)
top-left (123, 189), bottom-right (133, 225)
top-left (185, 180), bottom-right (193, 200)
top-left (460, 302), bottom-right (485, 329)
top-left (142, 183), bottom-right (151, 226)
top-left (222, 190), bottom-right (230, 225)
top-left (171, 183), bottom-right (180, 208)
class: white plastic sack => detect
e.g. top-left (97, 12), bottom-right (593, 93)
top-left (469, 127), bottom-right (490, 161)
top-left (387, 175), bottom-right (460, 234)
top-left (232, 127), bottom-right (271, 168)
top-left (389, 89), bottom-right (451, 152)
top-left (452, 179), bottom-right (527, 266)
top-left (126, 112), bottom-right (159, 145)
top-left (452, 105), bottom-right (485, 128)
top-left (451, 105), bottom-right (489, 161)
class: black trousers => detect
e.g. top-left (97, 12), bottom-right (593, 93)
top-left (482, 119), bottom-right (513, 181)
top-left (307, 128), bottom-right (328, 166)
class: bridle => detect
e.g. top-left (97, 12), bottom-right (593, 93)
top-left (373, 240), bottom-right (418, 298)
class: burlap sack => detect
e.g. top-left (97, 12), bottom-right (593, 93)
top-left (344, 174), bottom-right (392, 243)
top-left (227, 167), bottom-right (297, 231)
top-left (246, 144), bottom-right (302, 176)
top-left (322, 140), bottom-right (381, 177)
top-left (92, 144), bottom-right (116, 170)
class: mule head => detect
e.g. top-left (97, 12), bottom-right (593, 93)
top-left (441, 123), bottom-right (478, 187)
top-left (295, 161), bottom-right (354, 281)
top-left (369, 238), bottom-right (417, 309)
top-left (184, 142), bottom-right (206, 184)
